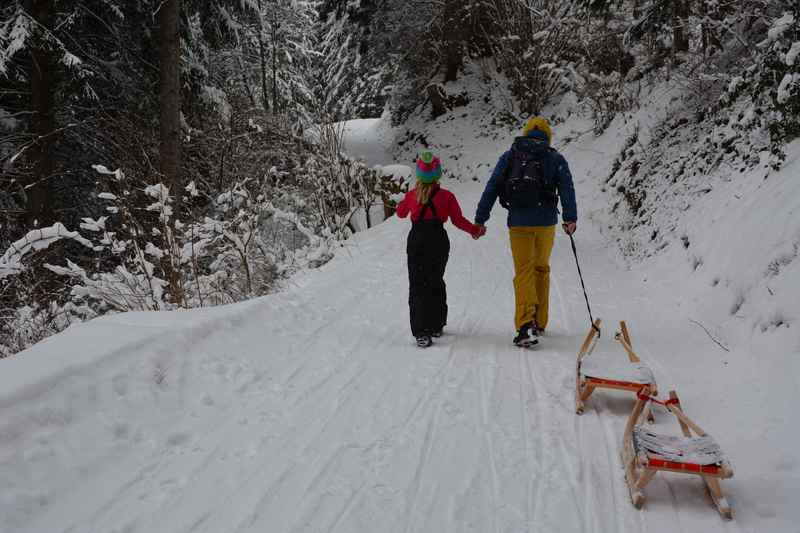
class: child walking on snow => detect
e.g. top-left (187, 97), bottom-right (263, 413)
top-left (396, 152), bottom-right (486, 347)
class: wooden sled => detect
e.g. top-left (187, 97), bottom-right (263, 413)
top-left (622, 386), bottom-right (734, 519)
top-left (575, 319), bottom-right (657, 422)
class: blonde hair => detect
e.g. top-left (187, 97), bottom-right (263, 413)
top-left (415, 181), bottom-right (436, 205)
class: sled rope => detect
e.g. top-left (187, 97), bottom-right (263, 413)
top-left (636, 390), bottom-right (679, 407)
top-left (568, 233), bottom-right (599, 335)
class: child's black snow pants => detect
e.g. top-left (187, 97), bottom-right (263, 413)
top-left (407, 218), bottom-right (450, 338)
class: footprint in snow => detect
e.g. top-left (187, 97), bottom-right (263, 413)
top-left (113, 421), bottom-right (131, 439)
top-left (166, 431), bottom-right (191, 447)
top-left (754, 503), bottom-right (777, 518)
top-left (112, 374), bottom-right (128, 396)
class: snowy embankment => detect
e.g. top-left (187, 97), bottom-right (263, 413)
top-left (1, 96), bottom-right (798, 532)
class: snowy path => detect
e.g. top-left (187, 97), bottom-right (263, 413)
top-left (2, 118), bottom-right (767, 532)
top-left (340, 118), bottom-right (395, 166)
top-left (1, 187), bottom-right (747, 533)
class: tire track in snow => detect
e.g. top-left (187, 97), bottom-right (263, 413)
top-left (401, 345), bottom-right (459, 533)
top-left (233, 462), bottom-right (297, 533)
top-left (190, 286), bottom-right (399, 533)
top-left (326, 480), bottom-right (367, 533)
top-left (524, 341), bottom-right (590, 533)
top-left (461, 239), bottom-right (504, 533)
top-left (390, 336), bottom-right (467, 441)
top-left (580, 405), bottom-right (626, 533)
top-left (552, 259), bottom-right (573, 334)
top-left (271, 288), bottom-right (383, 402)
top-left (476, 356), bottom-right (501, 533)
top-left (522, 349), bottom-right (550, 532)
top-left (235, 250), bottom-right (454, 532)
top-left (546, 248), bottom-right (636, 533)
top-left (281, 336), bottom-right (410, 530)
top-left (392, 232), bottom-right (500, 533)
top-left (549, 265), bottom-right (590, 530)
top-left (222, 373), bottom-right (370, 530)
top-left (518, 351), bottom-right (536, 531)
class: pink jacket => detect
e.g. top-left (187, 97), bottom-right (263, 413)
top-left (396, 185), bottom-right (480, 237)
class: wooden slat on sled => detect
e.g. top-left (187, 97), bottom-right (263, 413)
top-left (575, 319), bottom-right (657, 423)
top-left (622, 387), bottom-right (734, 519)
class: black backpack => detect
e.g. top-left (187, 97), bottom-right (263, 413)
top-left (497, 137), bottom-right (558, 210)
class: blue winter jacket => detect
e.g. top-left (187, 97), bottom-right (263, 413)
top-left (475, 133), bottom-right (577, 227)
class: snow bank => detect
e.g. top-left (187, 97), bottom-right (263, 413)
top-left (348, 203), bottom-right (389, 232)
top-left (0, 300), bottom-right (265, 408)
top-left (376, 163), bottom-right (412, 178)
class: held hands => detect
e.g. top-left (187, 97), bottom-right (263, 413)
top-left (473, 224), bottom-right (487, 240)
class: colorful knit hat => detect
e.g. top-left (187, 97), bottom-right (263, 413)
top-left (416, 151), bottom-right (442, 184)
top-left (522, 117), bottom-right (552, 143)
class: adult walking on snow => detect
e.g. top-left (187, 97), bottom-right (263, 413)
top-left (474, 117), bottom-right (577, 347)
top-left (397, 152), bottom-right (485, 348)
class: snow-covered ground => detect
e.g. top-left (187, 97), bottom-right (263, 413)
top-left (341, 118), bottom-right (395, 167)
top-left (1, 101), bottom-right (798, 532)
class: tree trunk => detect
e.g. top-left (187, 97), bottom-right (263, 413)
top-left (158, 0), bottom-right (184, 306)
top-left (256, 0), bottom-right (270, 113)
top-left (271, 14), bottom-right (279, 114)
top-left (159, 0), bottom-right (181, 190)
top-left (699, 0), bottom-right (722, 55)
top-left (672, 0), bottom-right (689, 53)
top-left (427, 84), bottom-right (448, 118)
top-left (238, 52), bottom-right (256, 107)
top-left (442, 0), bottom-right (468, 82)
top-left (27, 0), bottom-right (55, 228)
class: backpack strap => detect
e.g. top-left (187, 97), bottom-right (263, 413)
top-left (418, 187), bottom-right (440, 221)
top-left (497, 149), bottom-right (514, 209)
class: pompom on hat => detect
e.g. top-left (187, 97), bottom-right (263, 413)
top-left (416, 151), bottom-right (442, 184)
top-left (522, 117), bottom-right (552, 144)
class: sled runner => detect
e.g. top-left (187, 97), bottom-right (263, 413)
top-left (575, 319), bottom-right (657, 421)
top-left (622, 386), bottom-right (734, 519)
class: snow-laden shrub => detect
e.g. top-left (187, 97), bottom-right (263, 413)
top-left (317, 1), bottom-right (394, 120)
top-left (755, 11), bottom-right (799, 163)
top-left (709, 7), bottom-right (799, 169)
top-left (0, 302), bottom-right (90, 358)
top-left (485, 0), bottom-right (581, 116)
top-left (0, 126), bottom-right (401, 357)
top-left (306, 122), bottom-right (408, 236)
top-left (0, 223), bottom-right (99, 357)
top-left (577, 70), bottom-right (637, 134)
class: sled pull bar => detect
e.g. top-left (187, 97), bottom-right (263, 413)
top-left (615, 321), bottom-right (641, 363)
top-left (577, 319), bottom-right (602, 362)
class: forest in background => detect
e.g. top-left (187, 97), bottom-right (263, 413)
top-left (1, 0), bottom-right (798, 356)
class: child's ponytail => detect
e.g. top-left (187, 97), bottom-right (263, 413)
top-left (416, 181), bottom-right (435, 205)
top-left (415, 151), bottom-right (442, 206)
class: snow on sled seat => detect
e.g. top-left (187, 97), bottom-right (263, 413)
top-left (575, 319), bottom-right (657, 420)
top-left (580, 357), bottom-right (655, 386)
top-left (622, 386), bottom-right (735, 520)
top-left (633, 428), bottom-right (725, 472)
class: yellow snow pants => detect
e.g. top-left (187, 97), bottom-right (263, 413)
top-left (509, 225), bottom-right (556, 331)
